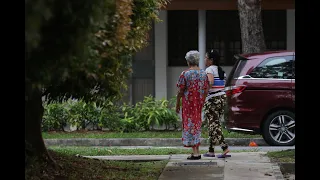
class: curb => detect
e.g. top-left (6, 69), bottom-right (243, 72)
top-left (278, 162), bottom-right (295, 174)
top-left (271, 163), bottom-right (285, 180)
top-left (82, 155), bottom-right (171, 161)
top-left (44, 138), bottom-right (268, 146)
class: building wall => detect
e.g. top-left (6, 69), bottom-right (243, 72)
top-left (155, 11), bottom-right (168, 100)
top-left (154, 9), bottom-right (295, 100)
top-left (130, 24), bottom-right (155, 104)
top-left (287, 9), bottom-right (295, 50)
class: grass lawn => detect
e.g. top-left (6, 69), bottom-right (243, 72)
top-left (43, 129), bottom-right (261, 139)
top-left (48, 146), bottom-right (260, 156)
top-left (266, 149), bottom-right (295, 163)
top-left (267, 149), bottom-right (295, 179)
top-left (25, 150), bottom-right (168, 180)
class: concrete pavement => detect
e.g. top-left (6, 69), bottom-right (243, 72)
top-left (81, 145), bottom-right (295, 152)
top-left (83, 152), bottom-right (285, 180)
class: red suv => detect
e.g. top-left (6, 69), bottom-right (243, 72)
top-left (224, 51), bottom-right (295, 146)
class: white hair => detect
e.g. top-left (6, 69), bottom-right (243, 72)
top-left (185, 50), bottom-right (200, 65)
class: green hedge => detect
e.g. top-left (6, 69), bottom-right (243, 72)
top-left (42, 96), bottom-right (179, 132)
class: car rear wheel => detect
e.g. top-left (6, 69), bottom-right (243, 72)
top-left (262, 110), bottom-right (295, 146)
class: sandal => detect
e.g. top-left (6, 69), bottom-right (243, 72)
top-left (217, 149), bottom-right (231, 158)
top-left (187, 153), bottom-right (201, 160)
top-left (203, 152), bottom-right (215, 157)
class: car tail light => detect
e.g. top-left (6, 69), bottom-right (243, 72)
top-left (225, 85), bottom-right (246, 96)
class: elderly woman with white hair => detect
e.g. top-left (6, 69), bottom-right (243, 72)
top-left (176, 50), bottom-right (209, 160)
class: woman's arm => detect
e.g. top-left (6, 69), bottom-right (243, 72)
top-left (203, 73), bottom-right (210, 99)
top-left (204, 80), bottom-right (209, 98)
top-left (176, 88), bottom-right (184, 113)
top-left (205, 67), bottom-right (214, 88)
top-left (207, 73), bottom-right (214, 87)
top-left (176, 72), bottom-right (186, 113)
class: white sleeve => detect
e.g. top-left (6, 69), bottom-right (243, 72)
top-left (205, 67), bottom-right (214, 74)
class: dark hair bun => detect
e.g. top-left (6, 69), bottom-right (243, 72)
top-left (207, 49), bottom-right (220, 62)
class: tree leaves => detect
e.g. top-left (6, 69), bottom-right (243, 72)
top-left (26, 0), bottom-right (169, 103)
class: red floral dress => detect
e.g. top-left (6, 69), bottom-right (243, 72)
top-left (177, 69), bottom-right (209, 147)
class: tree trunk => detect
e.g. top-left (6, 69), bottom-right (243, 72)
top-left (25, 83), bottom-right (56, 166)
top-left (238, 0), bottom-right (266, 53)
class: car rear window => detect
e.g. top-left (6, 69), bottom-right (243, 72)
top-left (226, 57), bottom-right (248, 86)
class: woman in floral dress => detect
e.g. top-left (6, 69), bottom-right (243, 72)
top-left (176, 50), bottom-right (209, 160)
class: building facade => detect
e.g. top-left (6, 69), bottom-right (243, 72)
top-left (123, 0), bottom-right (295, 104)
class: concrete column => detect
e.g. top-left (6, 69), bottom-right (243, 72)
top-left (155, 10), bottom-right (168, 100)
top-left (287, 9), bottom-right (295, 50)
top-left (198, 10), bottom-right (206, 70)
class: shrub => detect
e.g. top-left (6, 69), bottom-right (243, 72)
top-left (42, 95), bottom-right (179, 132)
top-left (120, 103), bottom-right (138, 132)
top-left (132, 95), bottom-right (158, 131)
top-left (99, 101), bottom-right (122, 131)
top-left (42, 102), bottom-right (69, 131)
top-left (128, 95), bottom-right (179, 131)
top-left (67, 100), bottom-right (101, 130)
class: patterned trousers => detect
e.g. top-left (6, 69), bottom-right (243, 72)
top-left (204, 94), bottom-right (228, 152)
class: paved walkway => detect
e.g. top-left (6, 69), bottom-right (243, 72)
top-left (84, 152), bottom-right (285, 180)
top-left (84, 145), bottom-right (295, 152)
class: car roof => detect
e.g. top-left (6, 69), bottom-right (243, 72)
top-left (239, 50), bottom-right (295, 59)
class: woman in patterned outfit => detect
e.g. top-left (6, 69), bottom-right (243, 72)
top-left (176, 50), bottom-right (209, 160)
top-left (203, 49), bottom-right (230, 158)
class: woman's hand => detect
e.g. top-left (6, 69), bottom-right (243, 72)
top-left (176, 104), bottom-right (180, 114)
top-left (176, 89), bottom-right (183, 114)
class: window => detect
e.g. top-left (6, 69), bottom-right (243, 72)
top-left (205, 10), bottom-right (287, 66)
top-left (168, 10), bottom-right (198, 66)
top-left (249, 56), bottom-right (294, 79)
top-left (290, 56), bottom-right (295, 79)
top-left (167, 10), bottom-right (287, 67)
top-left (226, 57), bottom-right (248, 86)
top-left (262, 10), bottom-right (287, 50)
top-left (206, 10), bottom-right (241, 66)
